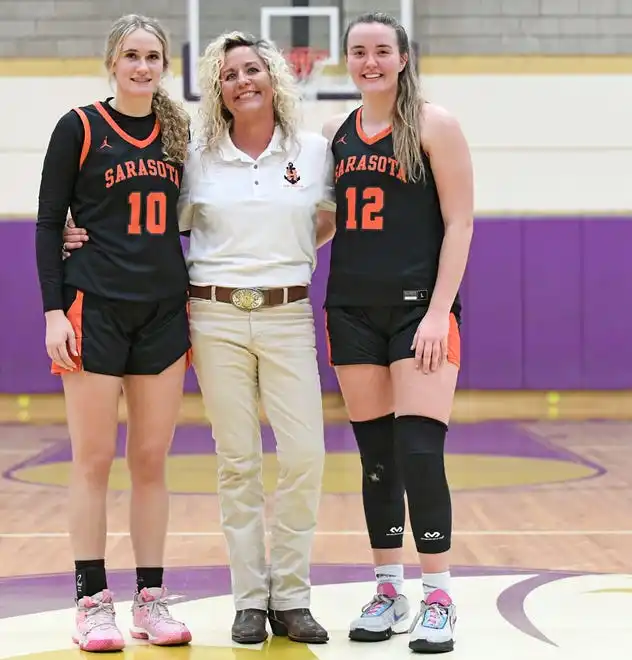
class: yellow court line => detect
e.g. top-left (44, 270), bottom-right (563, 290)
top-left (2, 55), bottom-right (632, 77)
top-left (417, 55), bottom-right (632, 75)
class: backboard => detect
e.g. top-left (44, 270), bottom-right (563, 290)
top-left (182, 1), bottom-right (361, 102)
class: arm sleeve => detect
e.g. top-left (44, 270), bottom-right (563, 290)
top-left (35, 111), bottom-right (84, 312)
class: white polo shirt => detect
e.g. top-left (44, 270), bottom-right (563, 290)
top-left (178, 126), bottom-right (332, 288)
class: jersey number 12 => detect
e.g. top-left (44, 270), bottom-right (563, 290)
top-left (345, 187), bottom-right (384, 231)
top-left (127, 191), bottom-right (167, 235)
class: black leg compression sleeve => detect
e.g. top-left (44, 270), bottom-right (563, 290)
top-left (351, 414), bottom-right (405, 549)
top-left (394, 415), bottom-right (452, 554)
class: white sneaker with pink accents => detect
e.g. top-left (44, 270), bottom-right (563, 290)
top-left (349, 581), bottom-right (410, 642)
top-left (408, 589), bottom-right (456, 653)
top-left (72, 589), bottom-right (125, 652)
top-left (130, 586), bottom-right (192, 646)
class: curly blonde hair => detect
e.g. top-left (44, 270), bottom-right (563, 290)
top-left (104, 14), bottom-right (190, 164)
top-left (197, 31), bottom-right (300, 154)
top-left (344, 12), bottom-right (425, 183)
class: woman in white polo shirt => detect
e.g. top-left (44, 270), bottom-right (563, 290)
top-left (61, 30), bottom-right (335, 646)
top-left (179, 32), bottom-right (334, 646)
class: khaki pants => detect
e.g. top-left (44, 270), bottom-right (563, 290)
top-left (189, 296), bottom-right (325, 611)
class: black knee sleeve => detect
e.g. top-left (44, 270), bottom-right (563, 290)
top-left (395, 415), bottom-right (452, 554)
top-left (351, 414), bottom-right (405, 549)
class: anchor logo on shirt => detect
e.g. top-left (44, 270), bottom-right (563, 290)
top-left (284, 162), bottom-right (301, 184)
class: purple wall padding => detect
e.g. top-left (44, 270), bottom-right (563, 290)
top-left (0, 221), bottom-right (60, 393)
top-left (461, 219), bottom-right (524, 389)
top-left (3, 217), bottom-right (632, 393)
top-left (582, 218), bottom-right (632, 388)
top-left (521, 219), bottom-right (583, 389)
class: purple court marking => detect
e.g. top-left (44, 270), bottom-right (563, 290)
top-left (1, 420), bottom-right (607, 494)
top-left (1, 420), bottom-right (599, 459)
top-left (496, 572), bottom-right (576, 647)
top-left (0, 562), bottom-right (597, 649)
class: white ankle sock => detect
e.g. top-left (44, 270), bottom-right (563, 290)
top-left (422, 571), bottom-right (451, 599)
top-left (375, 564), bottom-right (404, 594)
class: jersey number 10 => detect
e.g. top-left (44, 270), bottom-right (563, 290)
top-left (345, 187), bottom-right (384, 231)
top-left (127, 191), bottom-right (167, 235)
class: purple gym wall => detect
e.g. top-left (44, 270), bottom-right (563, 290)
top-left (3, 217), bottom-right (632, 393)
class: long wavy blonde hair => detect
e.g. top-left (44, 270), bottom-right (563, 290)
top-left (344, 12), bottom-right (426, 183)
top-left (105, 14), bottom-right (190, 164)
top-left (197, 31), bottom-right (300, 154)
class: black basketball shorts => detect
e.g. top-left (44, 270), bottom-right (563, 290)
top-left (325, 305), bottom-right (461, 368)
top-left (50, 286), bottom-right (191, 377)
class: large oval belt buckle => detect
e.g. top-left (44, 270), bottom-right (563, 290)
top-left (230, 288), bottom-right (265, 311)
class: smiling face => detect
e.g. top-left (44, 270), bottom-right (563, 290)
top-left (110, 28), bottom-right (165, 99)
top-left (345, 21), bottom-right (407, 95)
top-left (219, 45), bottom-right (273, 119)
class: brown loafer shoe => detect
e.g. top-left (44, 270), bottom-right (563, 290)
top-left (268, 608), bottom-right (329, 644)
top-left (232, 608), bottom-right (268, 644)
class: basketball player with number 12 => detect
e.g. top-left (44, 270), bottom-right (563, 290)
top-left (322, 11), bottom-right (474, 654)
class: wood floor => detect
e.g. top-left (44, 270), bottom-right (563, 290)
top-left (1, 391), bottom-right (631, 581)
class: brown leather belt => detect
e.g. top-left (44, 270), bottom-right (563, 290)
top-left (189, 284), bottom-right (309, 311)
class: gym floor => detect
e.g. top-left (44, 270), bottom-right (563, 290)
top-left (0, 390), bottom-right (630, 659)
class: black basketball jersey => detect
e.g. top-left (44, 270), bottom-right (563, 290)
top-left (63, 101), bottom-right (189, 302)
top-left (325, 107), bottom-right (458, 309)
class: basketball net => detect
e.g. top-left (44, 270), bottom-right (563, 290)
top-left (286, 47), bottom-right (328, 97)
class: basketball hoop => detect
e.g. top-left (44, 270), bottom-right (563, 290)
top-left (286, 47), bottom-right (329, 89)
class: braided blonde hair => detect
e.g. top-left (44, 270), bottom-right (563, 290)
top-left (105, 14), bottom-right (190, 164)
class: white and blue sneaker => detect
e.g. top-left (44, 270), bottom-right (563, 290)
top-left (409, 589), bottom-right (456, 653)
top-left (349, 582), bottom-right (410, 642)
